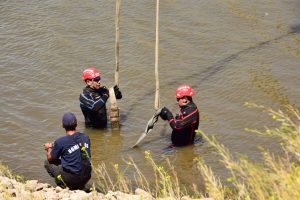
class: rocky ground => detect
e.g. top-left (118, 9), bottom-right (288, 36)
top-left (0, 175), bottom-right (213, 200)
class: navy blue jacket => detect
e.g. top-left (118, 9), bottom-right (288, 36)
top-left (51, 132), bottom-right (91, 175)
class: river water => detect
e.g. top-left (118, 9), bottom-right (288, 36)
top-left (1, 0), bottom-right (299, 191)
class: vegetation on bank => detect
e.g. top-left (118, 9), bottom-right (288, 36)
top-left (1, 103), bottom-right (299, 199)
top-left (196, 103), bottom-right (300, 200)
top-left (0, 162), bottom-right (24, 183)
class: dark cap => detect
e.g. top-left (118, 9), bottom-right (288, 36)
top-left (62, 112), bottom-right (77, 129)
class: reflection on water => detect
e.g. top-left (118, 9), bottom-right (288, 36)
top-left (0, 0), bottom-right (299, 191)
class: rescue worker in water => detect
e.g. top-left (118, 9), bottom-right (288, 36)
top-left (79, 68), bottom-right (122, 128)
top-left (159, 84), bottom-right (200, 147)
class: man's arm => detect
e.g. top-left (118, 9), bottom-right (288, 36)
top-left (169, 107), bottom-right (199, 130)
top-left (44, 142), bottom-right (54, 161)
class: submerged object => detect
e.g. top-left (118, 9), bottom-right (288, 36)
top-left (132, 108), bottom-right (162, 148)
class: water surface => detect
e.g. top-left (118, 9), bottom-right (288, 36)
top-left (1, 0), bottom-right (299, 190)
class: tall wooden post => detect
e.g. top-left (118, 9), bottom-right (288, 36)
top-left (109, 87), bottom-right (119, 129)
top-left (115, 0), bottom-right (120, 87)
top-left (110, 0), bottom-right (121, 129)
top-left (154, 0), bottom-right (160, 110)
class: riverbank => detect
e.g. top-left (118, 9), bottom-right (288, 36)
top-left (0, 174), bottom-right (151, 199)
top-left (0, 175), bottom-right (213, 200)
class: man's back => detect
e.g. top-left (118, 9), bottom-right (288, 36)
top-left (51, 132), bottom-right (91, 175)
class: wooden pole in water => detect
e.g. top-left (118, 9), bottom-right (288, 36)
top-left (115, 0), bottom-right (120, 86)
top-left (154, 0), bottom-right (160, 110)
top-left (109, 0), bottom-right (121, 129)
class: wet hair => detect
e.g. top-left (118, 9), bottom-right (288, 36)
top-left (63, 122), bottom-right (77, 131)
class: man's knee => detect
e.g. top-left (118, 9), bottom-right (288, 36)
top-left (44, 160), bottom-right (61, 178)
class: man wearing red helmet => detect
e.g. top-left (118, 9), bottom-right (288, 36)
top-left (79, 68), bottom-right (122, 128)
top-left (160, 84), bottom-right (199, 147)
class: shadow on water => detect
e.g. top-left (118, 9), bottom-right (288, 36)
top-left (185, 30), bottom-right (297, 84)
top-left (122, 30), bottom-right (295, 120)
top-left (291, 24), bottom-right (300, 34)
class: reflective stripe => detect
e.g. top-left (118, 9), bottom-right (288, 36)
top-left (80, 93), bottom-right (105, 110)
top-left (171, 108), bottom-right (199, 130)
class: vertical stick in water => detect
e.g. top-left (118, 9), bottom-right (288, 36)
top-left (110, 0), bottom-right (121, 129)
top-left (133, 0), bottom-right (160, 146)
top-left (115, 0), bottom-right (121, 86)
top-left (154, 0), bottom-right (160, 110)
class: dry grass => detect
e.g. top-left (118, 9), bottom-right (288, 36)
top-left (196, 103), bottom-right (300, 200)
top-left (93, 152), bottom-right (190, 199)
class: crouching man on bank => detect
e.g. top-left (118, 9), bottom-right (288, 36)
top-left (44, 112), bottom-right (92, 190)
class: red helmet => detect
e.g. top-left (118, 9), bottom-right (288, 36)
top-left (82, 68), bottom-right (101, 81)
top-left (176, 84), bottom-right (195, 98)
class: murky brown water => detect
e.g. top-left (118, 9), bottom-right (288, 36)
top-left (1, 0), bottom-right (300, 191)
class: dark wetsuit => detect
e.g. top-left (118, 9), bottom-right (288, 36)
top-left (79, 86), bottom-right (109, 128)
top-left (167, 102), bottom-right (199, 146)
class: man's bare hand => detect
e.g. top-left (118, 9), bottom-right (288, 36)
top-left (44, 142), bottom-right (53, 150)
